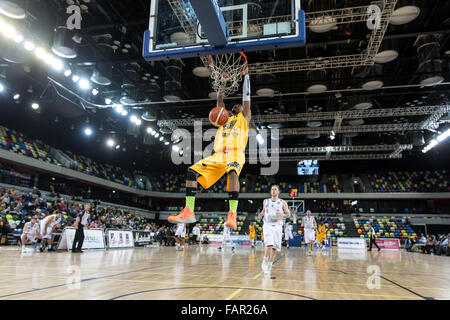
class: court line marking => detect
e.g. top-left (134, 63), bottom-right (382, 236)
top-left (226, 254), bottom-right (284, 300)
top-left (110, 286), bottom-right (316, 300)
top-left (0, 270), bottom-right (423, 300)
top-left (380, 276), bottom-right (435, 300)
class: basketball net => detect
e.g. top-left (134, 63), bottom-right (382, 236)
top-left (208, 52), bottom-right (248, 97)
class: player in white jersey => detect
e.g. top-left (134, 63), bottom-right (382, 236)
top-left (218, 224), bottom-right (235, 251)
top-left (21, 216), bottom-right (41, 253)
top-left (301, 210), bottom-right (317, 256)
top-left (284, 222), bottom-right (294, 249)
top-left (39, 211), bottom-right (62, 252)
top-left (175, 223), bottom-right (186, 250)
top-left (258, 185), bottom-right (292, 275)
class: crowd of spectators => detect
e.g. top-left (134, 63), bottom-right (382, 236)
top-left (0, 186), bottom-right (163, 245)
top-left (405, 233), bottom-right (449, 256)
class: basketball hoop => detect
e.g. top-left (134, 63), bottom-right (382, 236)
top-left (208, 52), bottom-right (248, 97)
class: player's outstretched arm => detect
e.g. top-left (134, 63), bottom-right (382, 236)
top-left (242, 67), bottom-right (251, 125)
top-left (217, 86), bottom-right (225, 109)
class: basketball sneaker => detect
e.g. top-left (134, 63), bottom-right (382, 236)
top-left (261, 257), bottom-right (268, 272)
top-left (225, 211), bottom-right (237, 230)
top-left (168, 207), bottom-right (196, 224)
top-left (264, 263), bottom-right (272, 275)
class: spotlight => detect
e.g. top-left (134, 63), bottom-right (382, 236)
top-left (84, 128), bottom-right (92, 136)
top-left (64, 69), bottom-right (72, 77)
top-left (78, 78), bottom-right (91, 90)
top-left (179, 150), bottom-right (184, 156)
top-left (13, 93), bottom-right (20, 100)
top-left (330, 131), bottom-right (336, 140)
top-left (106, 139), bottom-right (115, 147)
top-left (31, 102), bottom-right (39, 110)
top-left (35, 47), bottom-right (48, 60)
top-left (92, 88), bottom-right (99, 96)
top-left (50, 57), bottom-right (64, 71)
top-left (2, 23), bottom-right (16, 38)
top-left (159, 136), bottom-right (164, 141)
top-left (105, 98), bottom-right (112, 105)
top-left (115, 145), bottom-right (121, 150)
top-left (164, 141), bottom-right (170, 145)
top-left (13, 34), bottom-right (23, 43)
top-left (0, 83), bottom-right (4, 92)
top-left (172, 145), bottom-right (180, 152)
top-left (130, 115), bottom-right (138, 123)
top-left (135, 119), bottom-right (142, 126)
top-left (121, 110), bottom-right (128, 116)
top-left (115, 104), bottom-right (124, 113)
top-left (24, 41), bottom-right (35, 51)
top-left (72, 75), bottom-right (80, 83)
top-left (154, 133), bottom-right (160, 138)
top-left (146, 127), bottom-right (153, 134)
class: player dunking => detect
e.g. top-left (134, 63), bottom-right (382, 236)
top-left (258, 185), bottom-right (292, 275)
top-left (168, 68), bottom-right (251, 231)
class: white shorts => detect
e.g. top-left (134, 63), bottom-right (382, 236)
top-left (285, 231), bottom-right (294, 241)
top-left (304, 228), bottom-right (315, 244)
top-left (175, 229), bottom-right (186, 238)
top-left (263, 224), bottom-right (282, 252)
top-left (40, 223), bottom-right (53, 239)
top-left (25, 234), bottom-right (36, 242)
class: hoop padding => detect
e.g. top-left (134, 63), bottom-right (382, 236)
top-left (208, 52), bottom-right (248, 96)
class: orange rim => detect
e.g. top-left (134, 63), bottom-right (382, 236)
top-left (208, 51), bottom-right (248, 80)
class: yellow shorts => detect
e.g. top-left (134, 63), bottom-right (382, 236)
top-left (189, 150), bottom-right (245, 191)
top-left (249, 232), bottom-right (255, 240)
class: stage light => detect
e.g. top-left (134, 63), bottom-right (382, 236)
top-left (130, 115), bottom-right (138, 123)
top-left (50, 57), bottom-right (63, 71)
top-left (91, 88), bottom-right (99, 96)
top-left (106, 139), bottom-right (115, 147)
top-left (31, 102), bottom-right (39, 110)
top-left (0, 83), bottom-right (4, 92)
top-left (135, 119), bottom-right (142, 126)
top-left (172, 145), bottom-right (180, 152)
top-left (154, 133), bottom-right (160, 138)
top-left (115, 145), bottom-right (121, 150)
top-left (164, 141), bottom-right (170, 146)
top-left (13, 93), bottom-right (20, 100)
top-left (159, 136), bottom-right (164, 141)
top-left (78, 78), bottom-right (91, 90)
top-left (13, 34), bottom-right (23, 43)
top-left (35, 47), bottom-right (48, 60)
top-left (437, 129), bottom-right (450, 142)
top-left (121, 110), bottom-right (128, 116)
top-left (330, 131), bottom-right (336, 140)
top-left (72, 75), bottom-right (80, 83)
top-left (422, 129), bottom-right (450, 153)
top-left (64, 69), bottom-right (72, 77)
top-left (2, 23), bottom-right (16, 38)
top-left (84, 127), bottom-right (92, 136)
top-left (147, 127), bottom-right (154, 134)
top-left (256, 133), bottom-right (264, 145)
top-left (105, 98), bottom-right (112, 105)
top-left (24, 41), bottom-right (35, 51)
top-left (114, 104), bottom-right (124, 113)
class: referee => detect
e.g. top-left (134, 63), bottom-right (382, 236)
top-left (368, 224), bottom-right (381, 252)
top-left (72, 204), bottom-right (90, 253)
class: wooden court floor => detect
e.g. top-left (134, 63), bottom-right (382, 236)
top-left (0, 245), bottom-right (449, 300)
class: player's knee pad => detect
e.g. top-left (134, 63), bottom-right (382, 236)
top-left (187, 169), bottom-right (198, 182)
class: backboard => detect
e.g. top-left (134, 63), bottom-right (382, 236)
top-left (143, 0), bottom-right (305, 61)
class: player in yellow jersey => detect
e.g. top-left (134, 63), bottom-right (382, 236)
top-left (316, 223), bottom-right (328, 250)
top-left (248, 222), bottom-right (256, 248)
top-left (169, 68), bottom-right (251, 231)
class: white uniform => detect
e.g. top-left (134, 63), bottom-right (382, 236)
top-left (284, 224), bottom-right (294, 241)
top-left (263, 198), bottom-right (285, 252)
top-left (175, 223), bottom-right (186, 238)
top-left (24, 222), bottom-right (39, 242)
top-left (303, 215), bottom-right (316, 244)
top-left (222, 225), bottom-right (232, 246)
top-left (40, 215), bottom-right (61, 239)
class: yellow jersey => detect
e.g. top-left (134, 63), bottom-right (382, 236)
top-left (214, 112), bottom-right (249, 153)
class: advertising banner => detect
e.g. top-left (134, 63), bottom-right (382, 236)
top-left (107, 230), bottom-right (134, 248)
top-left (372, 238), bottom-right (400, 250)
top-left (200, 234), bottom-right (249, 245)
top-left (133, 230), bottom-right (152, 247)
top-left (58, 228), bottom-right (105, 250)
top-left (337, 237), bottom-right (366, 249)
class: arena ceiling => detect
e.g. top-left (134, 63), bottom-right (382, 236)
top-left (0, 0), bottom-right (449, 171)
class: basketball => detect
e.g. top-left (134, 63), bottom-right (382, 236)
top-left (209, 106), bottom-right (229, 127)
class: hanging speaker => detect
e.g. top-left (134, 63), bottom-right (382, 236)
top-left (91, 62), bottom-right (113, 86)
top-left (52, 26), bottom-right (77, 59)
